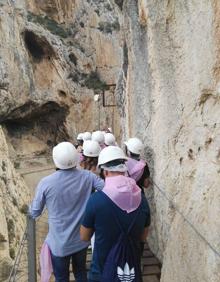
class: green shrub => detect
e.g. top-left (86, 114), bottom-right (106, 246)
top-left (84, 71), bottom-right (109, 91)
top-left (0, 233), bottom-right (7, 242)
top-left (2, 160), bottom-right (6, 172)
top-left (27, 12), bottom-right (71, 38)
top-left (10, 248), bottom-right (15, 259)
top-left (12, 197), bottom-right (18, 207)
top-left (19, 204), bottom-right (29, 215)
top-left (14, 161), bottom-right (20, 169)
top-left (98, 20), bottom-right (120, 34)
top-left (7, 219), bottom-right (15, 244)
top-left (69, 53), bottom-right (78, 65)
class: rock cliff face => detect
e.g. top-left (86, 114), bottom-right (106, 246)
top-left (117, 1), bottom-right (220, 281)
top-left (0, 127), bottom-right (30, 281)
top-left (1, 0), bottom-right (220, 281)
top-left (0, 0), bottom-right (122, 160)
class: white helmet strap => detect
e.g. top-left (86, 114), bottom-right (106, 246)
top-left (101, 163), bottom-right (127, 172)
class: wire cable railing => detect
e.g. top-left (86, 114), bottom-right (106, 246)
top-left (8, 226), bottom-right (28, 282)
top-left (150, 178), bottom-right (220, 258)
top-left (8, 214), bottom-right (49, 282)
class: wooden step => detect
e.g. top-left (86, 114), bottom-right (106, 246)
top-left (142, 275), bottom-right (160, 282)
top-left (142, 256), bottom-right (160, 266)
top-left (143, 250), bottom-right (155, 258)
top-left (142, 265), bottom-right (161, 276)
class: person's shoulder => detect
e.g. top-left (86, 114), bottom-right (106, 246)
top-left (80, 169), bottom-right (100, 179)
top-left (91, 191), bottom-right (105, 200)
top-left (88, 191), bottom-right (106, 206)
top-left (38, 170), bottom-right (58, 184)
top-left (77, 168), bottom-right (92, 176)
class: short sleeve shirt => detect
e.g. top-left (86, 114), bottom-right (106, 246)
top-left (82, 192), bottom-right (151, 281)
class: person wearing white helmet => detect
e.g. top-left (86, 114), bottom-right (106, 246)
top-left (105, 127), bottom-right (112, 133)
top-left (91, 131), bottom-right (105, 149)
top-left (83, 132), bottom-right (92, 141)
top-left (124, 137), bottom-right (150, 193)
top-left (75, 132), bottom-right (84, 153)
top-left (80, 140), bottom-right (102, 254)
top-left (80, 146), bottom-right (151, 282)
top-left (29, 142), bottom-right (104, 282)
top-left (104, 133), bottom-right (116, 146)
top-left (80, 140), bottom-right (101, 174)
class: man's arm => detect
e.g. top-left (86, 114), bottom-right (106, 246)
top-left (81, 196), bottom-right (96, 240)
top-left (140, 227), bottom-right (149, 256)
top-left (143, 178), bottom-right (150, 188)
top-left (29, 180), bottom-right (46, 218)
top-left (80, 226), bottom-right (94, 241)
top-left (141, 227), bottom-right (149, 241)
top-left (92, 173), bottom-right (104, 191)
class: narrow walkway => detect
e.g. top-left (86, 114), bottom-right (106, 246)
top-left (141, 243), bottom-right (161, 281)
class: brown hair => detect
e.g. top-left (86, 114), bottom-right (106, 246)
top-left (81, 156), bottom-right (98, 173)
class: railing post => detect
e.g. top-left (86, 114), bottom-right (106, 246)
top-left (27, 216), bottom-right (37, 282)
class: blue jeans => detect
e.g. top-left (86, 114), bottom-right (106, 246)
top-left (51, 248), bottom-right (88, 282)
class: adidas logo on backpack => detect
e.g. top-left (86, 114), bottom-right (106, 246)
top-left (117, 263), bottom-right (135, 282)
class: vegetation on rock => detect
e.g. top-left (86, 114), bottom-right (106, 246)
top-left (27, 12), bottom-right (71, 38)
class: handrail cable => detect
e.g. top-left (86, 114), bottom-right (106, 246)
top-left (19, 166), bottom-right (55, 176)
top-left (8, 227), bottom-right (27, 282)
top-left (151, 178), bottom-right (220, 258)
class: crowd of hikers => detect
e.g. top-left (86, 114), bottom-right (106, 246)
top-left (29, 128), bottom-right (151, 282)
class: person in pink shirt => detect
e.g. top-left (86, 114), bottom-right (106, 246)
top-left (124, 138), bottom-right (150, 194)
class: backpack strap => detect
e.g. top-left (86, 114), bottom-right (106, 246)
top-left (101, 191), bottom-right (141, 235)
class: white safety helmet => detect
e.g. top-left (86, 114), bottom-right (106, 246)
top-left (104, 133), bottom-right (116, 146)
top-left (77, 133), bottom-right (84, 141)
top-left (124, 137), bottom-right (144, 155)
top-left (83, 140), bottom-right (101, 157)
top-left (83, 132), bottom-right (92, 141)
top-left (92, 131), bottom-right (105, 145)
top-left (98, 146), bottom-right (127, 167)
top-left (52, 142), bottom-right (78, 169)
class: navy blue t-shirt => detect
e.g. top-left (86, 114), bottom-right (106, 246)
top-left (82, 191), bottom-right (151, 281)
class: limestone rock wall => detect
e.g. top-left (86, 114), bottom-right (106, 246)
top-left (0, 127), bottom-right (30, 281)
top-left (0, 0), bottom-right (122, 160)
top-left (117, 0), bottom-right (220, 281)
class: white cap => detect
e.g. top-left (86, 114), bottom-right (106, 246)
top-left (83, 132), bottom-right (92, 141)
top-left (105, 133), bottom-right (116, 146)
top-left (92, 131), bottom-right (105, 145)
top-left (52, 142), bottom-right (78, 169)
top-left (124, 137), bottom-right (144, 155)
top-left (98, 146), bottom-right (127, 167)
top-left (83, 140), bottom-right (101, 157)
